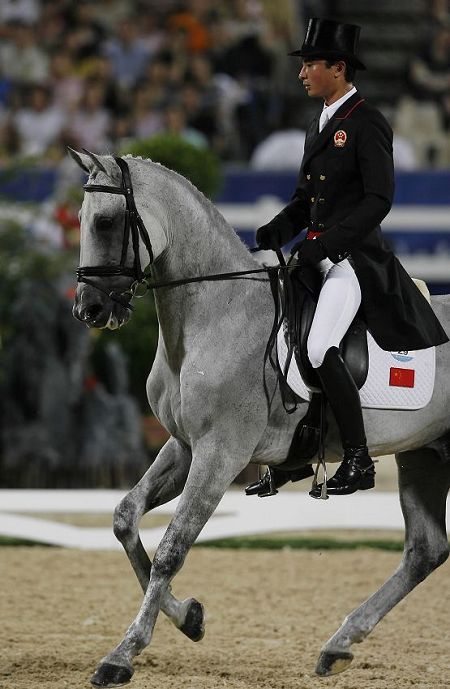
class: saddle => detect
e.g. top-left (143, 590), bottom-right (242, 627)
top-left (269, 262), bottom-right (369, 405)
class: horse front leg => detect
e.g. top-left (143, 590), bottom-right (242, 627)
top-left (112, 436), bottom-right (204, 643)
top-left (91, 437), bottom-right (250, 687)
top-left (316, 447), bottom-right (450, 676)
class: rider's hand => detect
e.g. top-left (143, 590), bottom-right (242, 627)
top-left (256, 212), bottom-right (295, 250)
top-left (256, 221), bottom-right (282, 250)
top-left (292, 237), bottom-right (326, 265)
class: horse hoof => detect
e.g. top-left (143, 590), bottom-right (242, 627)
top-left (90, 662), bottom-right (133, 687)
top-left (315, 650), bottom-right (353, 676)
top-left (179, 598), bottom-right (205, 642)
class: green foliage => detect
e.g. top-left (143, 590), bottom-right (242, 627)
top-left (0, 221), bottom-right (73, 347)
top-left (121, 134), bottom-right (223, 199)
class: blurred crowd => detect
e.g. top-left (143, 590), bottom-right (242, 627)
top-left (0, 0), bottom-right (448, 169)
top-left (0, 0), bottom-right (303, 164)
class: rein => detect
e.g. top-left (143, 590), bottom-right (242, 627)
top-left (77, 155), bottom-right (290, 310)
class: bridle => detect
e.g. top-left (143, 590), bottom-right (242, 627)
top-left (76, 156), bottom-right (154, 309)
top-left (76, 155), bottom-right (287, 311)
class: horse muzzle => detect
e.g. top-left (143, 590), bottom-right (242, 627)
top-left (73, 285), bottom-right (130, 329)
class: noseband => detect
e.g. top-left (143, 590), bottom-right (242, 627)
top-left (76, 156), bottom-right (154, 309)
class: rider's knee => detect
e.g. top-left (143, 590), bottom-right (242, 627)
top-left (307, 339), bottom-right (327, 369)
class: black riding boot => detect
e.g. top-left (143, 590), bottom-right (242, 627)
top-left (309, 347), bottom-right (375, 498)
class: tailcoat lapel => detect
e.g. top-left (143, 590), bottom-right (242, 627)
top-left (301, 91), bottom-right (365, 171)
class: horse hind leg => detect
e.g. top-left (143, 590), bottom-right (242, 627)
top-left (316, 444), bottom-right (450, 676)
top-left (112, 437), bottom-right (205, 645)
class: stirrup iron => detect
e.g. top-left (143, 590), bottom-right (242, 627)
top-left (258, 466), bottom-right (278, 497)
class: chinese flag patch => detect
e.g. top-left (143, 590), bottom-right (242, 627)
top-left (389, 367), bottom-right (415, 388)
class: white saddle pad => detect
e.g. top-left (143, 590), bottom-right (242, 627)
top-left (277, 326), bottom-right (435, 410)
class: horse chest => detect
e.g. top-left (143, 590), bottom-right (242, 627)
top-left (146, 361), bottom-right (187, 442)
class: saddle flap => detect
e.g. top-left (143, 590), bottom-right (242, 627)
top-left (283, 266), bottom-right (369, 390)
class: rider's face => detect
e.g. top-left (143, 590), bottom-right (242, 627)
top-left (299, 60), bottom-right (343, 103)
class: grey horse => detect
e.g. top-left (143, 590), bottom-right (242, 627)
top-left (69, 149), bottom-right (450, 687)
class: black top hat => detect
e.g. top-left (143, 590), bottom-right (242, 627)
top-left (289, 18), bottom-right (366, 70)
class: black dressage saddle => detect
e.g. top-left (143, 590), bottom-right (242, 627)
top-left (275, 263), bottom-right (369, 394)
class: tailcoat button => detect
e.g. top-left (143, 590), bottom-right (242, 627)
top-left (310, 196), bottom-right (315, 203)
top-left (320, 174), bottom-right (326, 180)
top-left (306, 174), bottom-right (311, 180)
top-left (318, 197), bottom-right (325, 204)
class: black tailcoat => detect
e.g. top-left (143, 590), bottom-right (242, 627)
top-left (277, 91), bottom-right (448, 350)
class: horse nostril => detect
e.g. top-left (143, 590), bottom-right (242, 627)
top-left (83, 303), bottom-right (104, 321)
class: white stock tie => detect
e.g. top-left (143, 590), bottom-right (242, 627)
top-left (319, 108), bottom-right (329, 132)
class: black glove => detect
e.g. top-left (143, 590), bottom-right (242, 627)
top-left (256, 221), bottom-right (282, 250)
top-left (291, 237), bottom-right (326, 265)
top-left (256, 212), bottom-right (294, 250)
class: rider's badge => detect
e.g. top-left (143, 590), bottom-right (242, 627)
top-left (334, 130), bottom-right (347, 147)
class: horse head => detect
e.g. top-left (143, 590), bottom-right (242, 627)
top-left (69, 149), bottom-right (166, 329)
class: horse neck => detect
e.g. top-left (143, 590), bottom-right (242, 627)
top-left (133, 159), bottom-right (264, 366)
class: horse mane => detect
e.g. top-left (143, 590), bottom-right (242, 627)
top-left (121, 154), bottom-right (255, 262)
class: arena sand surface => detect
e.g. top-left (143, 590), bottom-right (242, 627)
top-left (1, 546), bottom-right (449, 689)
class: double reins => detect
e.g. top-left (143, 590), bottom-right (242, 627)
top-left (76, 156), bottom-right (291, 310)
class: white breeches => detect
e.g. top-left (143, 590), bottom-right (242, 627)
top-left (307, 257), bottom-right (362, 369)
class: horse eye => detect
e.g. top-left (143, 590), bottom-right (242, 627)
top-left (95, 216), bottom-right (113, 231)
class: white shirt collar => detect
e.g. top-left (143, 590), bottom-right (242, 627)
top-left (321, 86), bottom-right (357, 121)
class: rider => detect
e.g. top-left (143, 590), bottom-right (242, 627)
top-left (248, 18), bottom-right (449, 498)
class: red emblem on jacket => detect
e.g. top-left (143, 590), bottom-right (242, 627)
top-left (334, 130), bottom-right (347, 147)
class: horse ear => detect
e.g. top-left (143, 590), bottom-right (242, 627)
top-left (81, 149), bottom-right (121, 181)
top-left (67, 147), bottom-right (92, 173)
top-left (67, 147), bottom-right (120, 180)
top-left (81, 148), bottom-right (108, 174)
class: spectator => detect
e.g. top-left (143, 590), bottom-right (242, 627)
top-left (130, 83), bottom-right (164, 139)
top-left (48, 50), bottom-right (84, 114)
top-left (167, 0), bottom-right (214, 54)
top-left (430, 0), bottom-right (450, 26)
top-left (224, 0), bottom-right (265, 43)
top-left (138, 13), bottom-right (166, 58)
top-left (0, 0), bottom-right (41, 25)
top-left (102, 15), bottom-right (151, 90)
top-left (67, 79), bottom-right (111, 152)
top-left (80, 55), bottom-right (122, 115)
top-left (179, 81), bottom-right (220, 147)
top-left (90, 0), bottom-right (133, 32)
top-left (162, 102), bottom-right (208, 148)
top-left (65, 0), bottom-right (106, 62)
top-left (0, 112), bottom-right (19, 162)
top-left (407, 25), bottom-right (450, 128)
top-left (141, 54), bottom-right (180, 109)
top-left (0, 20), bottom-right (49, 86)
top-left (12, 83), bottom-right (66, 158)
top-left (36, 3), bottom-right (67, 52)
